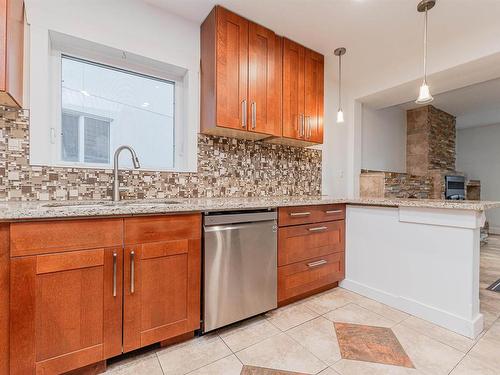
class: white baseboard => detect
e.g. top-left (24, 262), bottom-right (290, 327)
top-left (340, 279), bottom-right (483, 339)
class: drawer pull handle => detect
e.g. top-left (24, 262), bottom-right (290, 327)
top-left (130, 250), bottom-right (135, 294)
top-left (112, 252), bottom-right (117, 297)
top-left (290, 212), bottom-right (311, 217)
top-left (325, 210), bottom-right (343, 214)
top-left (308, 226), bottom-right (328, 232)
top-left (307, 259), bottom-right (328, 268)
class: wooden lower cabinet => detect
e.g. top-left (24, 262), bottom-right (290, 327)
top-left (9, 214), bottom-right (202, 375)
top-left (10, 247), bottom-right (123, 375)
top-left (278, 220), bottom-right (345, 266)
top-left (277, 205), bottom-right (346, 305)
top-left (122, 214), bottom-right (201, 353)
top-left (278, 252), bottom-right (345, 303)
top-left (123, 239), bottom-right (201, 352)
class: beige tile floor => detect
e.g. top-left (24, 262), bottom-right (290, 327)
top-left (104, 236), bottom-right (500, 375)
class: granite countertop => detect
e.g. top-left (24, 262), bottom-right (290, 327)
top-left (1, 196), bottom-right (500, 221)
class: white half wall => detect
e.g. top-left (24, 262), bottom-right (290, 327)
top-left (342, 205), bottom-right (484, 338)
top-left (457, 123), bottom-right (500, 233)
top-left (361, 105), bottom-right (406, 173)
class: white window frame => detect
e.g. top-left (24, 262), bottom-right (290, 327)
top-left (28, 28), bottom-right (199, 173)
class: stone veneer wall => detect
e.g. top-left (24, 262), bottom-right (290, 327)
top-left (360, 105), bottom-right (457, 200)
top-left (0, 107), bottom-right (322, 201)
top-left (359, 170), bottom-right (433, 199)
top-left (407, 105), bottom-right (456, 176)
top-left (384, 172), bottom-right (433, 199)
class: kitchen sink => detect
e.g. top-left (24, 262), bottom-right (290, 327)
top-left (42, 201), bottom-right (114, 208)
top-left (120, 200), bottom-right (182, 205)
top-left (42, 200), bottom-right (182, 208)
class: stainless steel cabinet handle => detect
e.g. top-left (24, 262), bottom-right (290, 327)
top-left (112, 252), bottom-right (117, 297)
top-left (307, 116), bottom-right (312, 139)
top-left (304, 116), bottom-right (309, 139)
top-left (289, 211), bottom-right (311, 217)
top-left (130, 250), bottom-right (135, 294)
top-left (307, 259), bottom-right (328, 268)
top-left (301, 114), bottom-right (305, 137)
top-left (326, 210), bottom-right (343, 214)
top-left (242, 100), bottom-right (247, 128)
top-left (251, 102), bottom-right (256, 129)
top-left (308, 226), bottom-right (328, 232)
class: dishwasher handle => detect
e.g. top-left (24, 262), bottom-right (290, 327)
top-left (204, 211), bottom-right (277, 226)
top-left (204, 220), bottom-right (277, 233)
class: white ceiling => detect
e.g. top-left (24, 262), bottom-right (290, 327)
top-left (399, 78), bottom-right (500, 129)
top-left (145, 0), bottom-right (500, 97)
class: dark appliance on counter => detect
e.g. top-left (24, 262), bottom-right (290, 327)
top-left (445, 175), bottom-right (466, 200)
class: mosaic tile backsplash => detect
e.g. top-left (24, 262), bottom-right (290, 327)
top-left (0, 107), bottom-right (322, 201)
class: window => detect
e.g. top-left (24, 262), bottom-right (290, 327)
top-left (60, 55), bottom-right (175, 170)
top-left (61, 112), bottom-right (111, 164)
top-left (29, 30), bottom-right (198, 172)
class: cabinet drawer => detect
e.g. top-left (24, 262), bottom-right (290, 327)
top-left (278, 252), bottom-right (344, 303)
top-left (278, 204), bottom-right (345, 227)
top-left (278, 220), bottom-right (344, 266)
top-left (124, 214), bottom-right (201, 245)
top-left (10, 218), bottom-right (123, 257)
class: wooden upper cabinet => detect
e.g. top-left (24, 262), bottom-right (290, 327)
top-left (0, 0), bottom-right (23, 108)
top-left (282, 38), bottom-right (305, 140)
top-left (281, 38), bottom-right (324, 146)
top-left (201, 6), bottom-right (281, 140)
top-left (214, 6), bottom-right (248, 131)
top-left (304, 49), bottom-right (324, 143)
top-left (248, 23), bottom-right (281, 136)
top-left (10, 247), bottom-right (123, 375)
top-left (122, 215), bottom-right (201, 353)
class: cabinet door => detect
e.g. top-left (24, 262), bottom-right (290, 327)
top-left (304, 48), bottom-right (324, 143)
top-left (282, 38), bottom-right (305, 140)
top-left (123, 239), bottom-right (201, 352)
top-left (248, 23), bottom-right (281, 136)
top-left (215, 6), bottom-right (249, 130)
top-left (0, 0), bottom-right (23, 107)
top-left (10, 248), bottom-right (122, 375)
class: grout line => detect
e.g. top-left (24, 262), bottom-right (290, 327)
top-left (392, 320), bottom-right (472, 355)
top-left (184, 353), bottom-right (236, 375)
top-left (156, 352), bottom-right (166, 375)
top-left (283, 327), bottom-right (331, 371)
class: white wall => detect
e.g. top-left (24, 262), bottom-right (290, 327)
top-left (321, 54), bottom-right (348, 197)
top-left (361, 105), bottom-right (406, 173)
top-left (457, 124), bottom-right (500, 232)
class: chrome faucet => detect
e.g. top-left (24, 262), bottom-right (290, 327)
top-left (112, 145), bottom-right (141, 201)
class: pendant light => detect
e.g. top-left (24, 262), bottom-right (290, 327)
top-left (415, 0), bottom-right (436, 104)
top-left (334, 47), bottom-right (346, 123)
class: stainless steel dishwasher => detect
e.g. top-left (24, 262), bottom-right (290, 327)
top-left (203, 210), bottom-right (277, 332)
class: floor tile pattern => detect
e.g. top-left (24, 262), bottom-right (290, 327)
top-left (104, 235), bottom-right (500, 375)
top-left (241, 365), bottom-right (308, 374)
top-left (334, 322), bottom-right (414, 368)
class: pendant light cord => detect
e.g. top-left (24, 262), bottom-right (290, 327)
top-left (423, 8), bottom-right (428, 84)
top-left (338, 54), bottom-right (342, 110)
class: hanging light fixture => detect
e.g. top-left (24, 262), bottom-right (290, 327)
top-left (415, 0), bottom-right (436, 104)
top-left (334, 47), bottom-right (346, 123)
